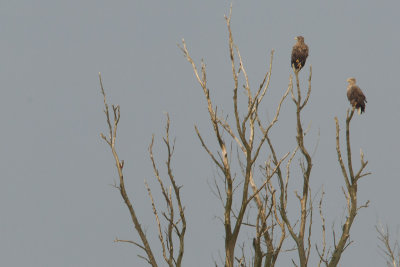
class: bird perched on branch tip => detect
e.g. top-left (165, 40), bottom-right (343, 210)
top-left (291, 36), bottom-right (309, 72)
top-left (347, 77), bottom-right (367, 114)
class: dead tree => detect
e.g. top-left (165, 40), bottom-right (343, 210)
top-left (99, 73), bottom-right (186, 267)
top-left (180, 7), bottom-right (372, 265)
top-left (100, 6), bottom-right (373, 267)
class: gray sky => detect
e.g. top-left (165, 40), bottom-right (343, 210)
top-left (1, 0), bottom-right (399, 266)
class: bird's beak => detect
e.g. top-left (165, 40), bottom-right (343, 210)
top-left (294, 37), bottom-right (298, 40)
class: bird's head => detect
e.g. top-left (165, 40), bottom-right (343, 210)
top-left (295, 36), bottom-right (304, 42)
top-left (347, 77), bottom-right (356, 85)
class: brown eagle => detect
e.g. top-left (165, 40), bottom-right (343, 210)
top-left (291, 36), bottom-right (309, 71)
top-left (346, 77), bottom-right (367, 114)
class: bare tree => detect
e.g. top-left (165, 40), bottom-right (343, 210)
top-left (100, 6), bottom-right (374, 267)
top-left (179, 7), bottom-right (372, 266)
top-left (99, 73), bottom-right (186, 267)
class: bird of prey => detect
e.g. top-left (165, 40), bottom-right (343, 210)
top-left (291, 36), bottom-right (309, 71)
top-left (347, 77), bottom-right (367, 114)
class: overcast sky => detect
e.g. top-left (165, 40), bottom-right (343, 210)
top-left (1, 0), bottom-right (400, 266)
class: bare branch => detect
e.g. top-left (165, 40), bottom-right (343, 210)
top-left (148, 114), bottom-right (186, 267)
top-left (376, 224), bottom-right (400, 267)
top-left (328, 110), bottom-right (371, 267)
top-left (144, 180), bottom-right (168, 263)
top-left (247, 152), bottom-right (289, 205)
top-left (316, 187), bottom-right (328, 267)
top-left (99, 73), bottom-right (158, 267)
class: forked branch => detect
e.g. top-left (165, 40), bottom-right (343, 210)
top-left (180, 5), bottom-right (288, 266)
top-left (148, 114), bottom-right (186, 267)
top-left (99, 73), bottom-right (158, 267)
top-left (327, 109), bottom-right (371, 266)
top-left (376, 223), bottom-right (400, 267)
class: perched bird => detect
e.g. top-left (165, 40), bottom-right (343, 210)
top-left (291, 36), bottom-right (309, 71)
top-left (346, 77), bottom-right (367, 114)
